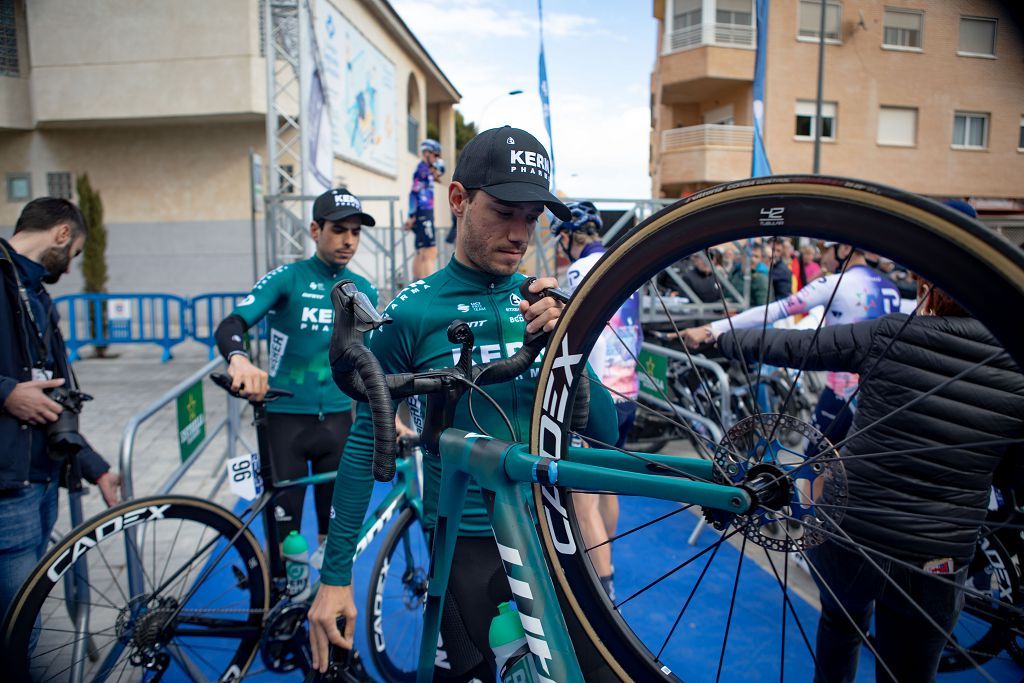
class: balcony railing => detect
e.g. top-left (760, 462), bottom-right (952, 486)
top-left (665, 22), bottom-right (755, 52)
top-left (662, 124), bottom-right (753, 153)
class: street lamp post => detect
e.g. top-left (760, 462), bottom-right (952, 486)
top-left (480, 89), bottom-right (524, 128)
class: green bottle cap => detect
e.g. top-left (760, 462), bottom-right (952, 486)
top-left (488, 601), bottom-right (525, 648)
top-left (282, 530), bottom-right (308, 555)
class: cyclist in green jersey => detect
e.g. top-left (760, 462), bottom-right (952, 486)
top-left (215, 188), bottom-right (378, 548)
top-left (308, 127), bottom-right (618, 680)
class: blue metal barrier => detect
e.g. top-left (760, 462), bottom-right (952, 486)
top-left (190, 292), bottom-right (266, 359)
top-left (56, 293), bottom-right (189, 362)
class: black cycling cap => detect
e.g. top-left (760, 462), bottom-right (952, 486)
top-left (453, 126), bottom-right (570, 221)
top-left (313, 188), bottom-right (376, 226)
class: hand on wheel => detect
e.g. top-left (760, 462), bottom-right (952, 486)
top-left (309, 583), bottom-right (357, 673)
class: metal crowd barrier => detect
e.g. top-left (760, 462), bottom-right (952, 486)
top-left (54, 292), bottom-right (267, 363)
top-left (118, 356), bottom-right (250, 501)
top-left (57, 292), bottom-right (189, 362)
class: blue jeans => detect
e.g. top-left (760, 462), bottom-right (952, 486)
top-left (807, 540), bottom-right (967, 683)
top-left (0, 481), bottom-right (60, 622)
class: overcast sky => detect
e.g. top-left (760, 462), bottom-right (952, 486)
top-left (392, 0), bottom-right (658, 199)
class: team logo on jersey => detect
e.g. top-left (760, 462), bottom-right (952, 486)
top-left (238, 295), bottom-right (255, 307)
top-left (457, 302), bottom-right (485, 313)
top-left (309, 281), bottom-right (325, 291)
top-left (509, 293), bottom-right (521, 307)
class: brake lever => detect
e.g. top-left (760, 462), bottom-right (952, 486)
top-left (518, 277), bottom-right (571, 346)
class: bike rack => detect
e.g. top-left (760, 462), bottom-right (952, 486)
top-left (639, 341), bottom-right (733, 426)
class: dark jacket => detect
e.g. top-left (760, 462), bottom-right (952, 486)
top-left (769, 260), bottom-right (792, 299)
top-left (720, 314), bottom-right (1024, 566)
top-left (0, 238), bottom-right (109, 491)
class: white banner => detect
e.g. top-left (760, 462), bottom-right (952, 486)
top-left (314, 0), bottom-right (397, 176)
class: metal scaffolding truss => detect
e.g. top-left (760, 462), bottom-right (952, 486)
top-left (263, 0), bottom-right (308, 270)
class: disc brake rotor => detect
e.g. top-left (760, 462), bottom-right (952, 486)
top-left (706, 413), bottom-right (847, 552)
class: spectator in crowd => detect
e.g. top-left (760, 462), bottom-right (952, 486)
top-left (1, 198), bottom-right (121, 620)
top-left (728, 243), bottom-right (769, 309)
top-left (405, 138), bottom-right (445, 280)
top-left (800, 243), bottom-right (822, 283)
top-left (682, 251), bottom-right (723, 303)
top-left (768, 238), bottom-right (793, 300)
top-left (715, 279), bottom-right (1024, 683)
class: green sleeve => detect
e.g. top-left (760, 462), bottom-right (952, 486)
top-left (580, 365), bottom-right (619, 447)
top-left (232, 266), bottom-right (289, 327)
top-left (320, 400), bottom-right (380, 586)
top-left (320, 303), bottom-right (410, 586)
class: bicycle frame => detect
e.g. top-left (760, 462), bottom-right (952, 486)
top-left (416, 429), bottom-right (751, 683)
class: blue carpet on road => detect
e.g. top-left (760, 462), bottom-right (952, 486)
top-left (158, 484), bottom-right (1020, 682)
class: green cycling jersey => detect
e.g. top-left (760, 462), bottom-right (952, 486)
top-left (231, 255), bottom-right (378, 415)
top-left (320, 256), bottom-right (618, 586)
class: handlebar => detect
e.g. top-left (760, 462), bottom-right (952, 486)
top-left (329, 277), bottom-right (590, 483)
top-left (209, 372), bottom-right (294, 403)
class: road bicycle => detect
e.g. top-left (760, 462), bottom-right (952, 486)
top-left (938, 483), bottom-right (1024, 673)
top-left (6, 175), bottom-right (1022, 682)
top-left (1, 375), bottom-right (425, 682)
top-left (327, 175), bottom-right (1024, 682)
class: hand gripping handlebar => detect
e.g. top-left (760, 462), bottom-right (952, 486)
top-left (328, 278), bottom-right (590, 482)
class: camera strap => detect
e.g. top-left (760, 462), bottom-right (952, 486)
top-left (0, 241), bottom-right (54, 368)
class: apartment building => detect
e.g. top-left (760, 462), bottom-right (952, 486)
top-left (0, 0), bottom-right (459, 296)
top-left (650, 0), bottom-right (1024, 230)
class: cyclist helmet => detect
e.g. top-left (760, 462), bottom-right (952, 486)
top-left (549, 201), bottom-right (602, 237)
top-left (420, 138), bottom-right (441, 155)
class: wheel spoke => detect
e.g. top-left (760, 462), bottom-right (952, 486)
top-left (714, 534), bottom-right (747, 683)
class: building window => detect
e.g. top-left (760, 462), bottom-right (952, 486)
top-left (715, 0), bottom-right (753, 45)
top-left (883, 8), bottom-right (922, 50)
top-left (6, 173), bottom-right (30, 202)
top-left (952, 112), bottom-right (989, 149)
top-left (798, 0), bottom-right (842, 43)
top-left (958, 16), bottom-right (996, 57)
top-left (0, 0), bottom-right (18, 77)
top-left (795, 100), bottom-right (837, 140)
top-left (47, 172), bottom-right (73, 200)
top-left (673, 0), bottom-right (701, 30)
top-left (407, 74), bottom-right (421, 156)
top-left (877, 106), bottom-right (917, 146)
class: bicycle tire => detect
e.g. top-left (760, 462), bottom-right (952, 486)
top-left (2, 495), bottom-right (269, 682)
top-left (939, 533), bottom-right (1020, 672)
top-left (529, 176), bottom-right (1024, 681)
top-left (365, 507), bottom-right (429, 683)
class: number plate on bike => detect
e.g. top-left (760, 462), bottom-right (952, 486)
top-left (227, 452), bottom-right (263, 500)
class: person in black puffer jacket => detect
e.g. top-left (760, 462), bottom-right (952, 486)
top-left (717, 282), bottom-right (1024, 683)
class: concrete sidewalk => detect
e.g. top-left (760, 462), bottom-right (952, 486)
top-left (52, 341), bottom-right (255, 537)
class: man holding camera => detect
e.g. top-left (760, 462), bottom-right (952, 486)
top-left (0, 197), bottom-right (120, 618)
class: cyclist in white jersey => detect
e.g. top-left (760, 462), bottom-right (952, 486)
top-left (553, 201), bottom-right (643, 600)
top-left (677, 243), bottom-right (902, 444)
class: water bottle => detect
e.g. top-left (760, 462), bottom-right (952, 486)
top-left (489, 601), bottom-right (535, 682)
top-left (282, 530), bottom-right (311, 601)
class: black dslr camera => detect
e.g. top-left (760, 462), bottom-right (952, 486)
top-left (45, 386), bottom-right (93, 459)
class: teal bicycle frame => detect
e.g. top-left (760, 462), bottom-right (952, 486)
top-left (276, 440), bottom-right (423, 570)
top-left (416, 429), bottom-right (751, 683)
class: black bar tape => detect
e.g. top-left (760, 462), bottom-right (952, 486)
top-left (342, 345), bottom-right (397, 482)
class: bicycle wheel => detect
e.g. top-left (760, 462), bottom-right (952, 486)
top-left (940, 533), bottom-right (1020, 672)
top-left (365, 507), bottom-right (429, 683)
top-left (3, 495), bottom-right (269, 682)
top-left (529, 176), bottom-right (1024, 681)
